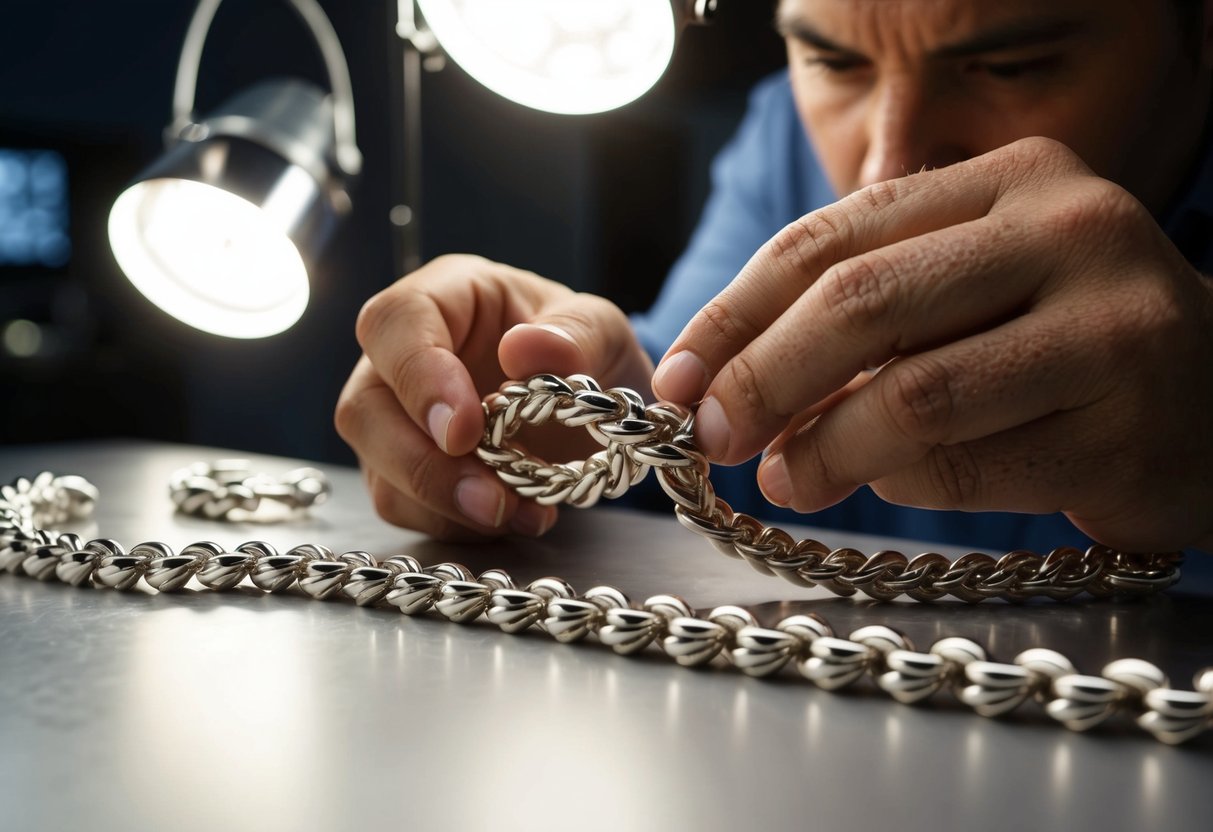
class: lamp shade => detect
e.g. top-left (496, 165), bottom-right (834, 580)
top-left (109, 80), bottom-right (351, 339)
top-left (415, 0), bottom-right (678, 114)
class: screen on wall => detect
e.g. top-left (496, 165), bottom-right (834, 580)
top-left (0, 148), bottom-right (71, 270)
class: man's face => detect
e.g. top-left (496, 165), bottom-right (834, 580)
top-left (779, 0), bottom-right (1212, 211)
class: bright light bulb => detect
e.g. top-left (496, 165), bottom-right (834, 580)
top-left (417, 0), bottom-right (677, 114)
top-left (108, 175), bottom-right (310, 339)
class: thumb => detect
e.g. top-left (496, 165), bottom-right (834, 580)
top-left (499, 293), bottom-right (654, 394)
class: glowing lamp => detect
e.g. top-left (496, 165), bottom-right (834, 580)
top-left (108, 0), bottom-right (360, 339)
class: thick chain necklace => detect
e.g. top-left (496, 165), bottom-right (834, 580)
top-left (1, 374), bottom-right (1209, 745)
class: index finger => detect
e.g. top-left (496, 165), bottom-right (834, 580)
top-left (650, 138), bottom-right (1084, 406)
top-left (355, 279), bottom-right (489, 456)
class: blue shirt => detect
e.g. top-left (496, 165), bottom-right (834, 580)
top-left (631, 73), bottom-right (1213, 554)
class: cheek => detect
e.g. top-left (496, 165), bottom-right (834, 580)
top-left (789, 79), bottom-right (867, 197)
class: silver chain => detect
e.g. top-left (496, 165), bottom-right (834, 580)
top-left (169, 460), bottom-right (330, 520)
top-left (476, 374), bottom-right (1183, 603)
top-left (1, 371), bottom-right (1209, 744)
top-left (0, 470), bottom-right (1209, 744)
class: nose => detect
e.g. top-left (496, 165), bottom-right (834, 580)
top-left (857, 77), bottom-right (968, 189)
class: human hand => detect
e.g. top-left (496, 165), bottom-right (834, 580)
top-left (652, 137), bottom-right (1213, 552)
top-left (336, 254), bottom-right (653, 540)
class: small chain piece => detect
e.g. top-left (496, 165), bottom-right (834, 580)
top-left (169, 460), bottom-right (330, 520)
top-left (476, 374), bottom-right (1183, 603)
top-left (1, 472), bottom-right (1208, 744)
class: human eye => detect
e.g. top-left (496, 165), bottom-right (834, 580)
top-left (970, 55), bottom-right (1061, 80)
top-left (802, 52), bottom-right (870, 75)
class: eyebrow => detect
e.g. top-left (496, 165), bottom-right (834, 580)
top-left (775, 16), bottom-right (1086, 58)
top-left (775, 18), bottom-right (863, 56)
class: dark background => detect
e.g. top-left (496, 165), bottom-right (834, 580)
top-left (0, 0), bottom-right (786, 464)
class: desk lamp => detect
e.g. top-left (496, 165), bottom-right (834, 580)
top-left (109, 0), bottom-right (716, 338)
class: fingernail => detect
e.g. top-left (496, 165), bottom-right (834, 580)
top-left (534, 323), bottom-right (577, 345)
top-left (510, 322), bottom-right (578, 346)
top-left (694, 396), bottom-right (730, 459)
top-left (455, 477), bottom-right (506, 528)
top-left (427, 402), bottom-right (455, 454)
top-left (652, 350), bottom-right (709, 403)
top-left (510, 500), bottom-right (552, 537)
top-left (759, 453), bottom-right (792, 507)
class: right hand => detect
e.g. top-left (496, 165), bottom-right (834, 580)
top-left (336, 254), bottom-right (654, 540)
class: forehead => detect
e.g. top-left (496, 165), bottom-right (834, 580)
top-left (776, 0), bottom-right (1122, 40)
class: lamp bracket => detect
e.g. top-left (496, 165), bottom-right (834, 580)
top-left (684, 0), bottom-right (719, 25)
top-left (396, 0), bottom-right (439, 55)
top-left (170, 0), bottom-right (362, 177)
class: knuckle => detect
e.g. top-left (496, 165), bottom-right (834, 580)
top-left (1011, 135), bottom-right (1067, 162)
top-left (1091, 182), bottom-right (1148, 234)
top-left (403, 445), bottom-right (443, 501)
top-left (992, 136), bottom-right (1089, 189)
top-left (554, 295), bottom-right (612, 338)
top-left (418, 512), bottom-right (466, 542)
top-left (333, 384), bottom-right (364, 444)
top-left (571, 294), bottom-right (634, 376)
top-left (427, 252), bottom-right (465, 270)
top-left (1003, 135), bottom-right (1074, 171)
top-left (925, 443), bottom-right (984, 508)
top-left (368, 476), bottom-right (407, 526)
top-left (423, 252), bottom-right (488, 278)
top-left (579, 292), bottom-right (630, 331)
top-left (1051, 178), bottom-right (1144, 239)
top-left (355, 281), bottom-right (431, 353)
top-left (782, 431), bottom-right (838, 510)
top-left (697, 297), bottom-right (746, 347)
top-left (386, 346), bottom-right (429, 404)
top-left (767, 208), bottom-right (849, 279)
top-left (881, 357), bottom-right (957, 442)
top-left (853, 177), bottom-right (901, 215)
top-left (820, 252), bottom-right (897, 332)
top-left (368, 475), bottom-right (462, 538)
top-left (724, 350), bottom-right (781, 421)
top-left (354, 289), bottom-right (393, 350)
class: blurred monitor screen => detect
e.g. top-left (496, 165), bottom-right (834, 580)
top-left (0, 148), bottom-right (71, 269)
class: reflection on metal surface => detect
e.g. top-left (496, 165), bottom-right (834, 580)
top-left (1140, 752), bottom-right (1164, 821)
top-left (4, 443), bottom-right (1213, 831)
top-left (1049, 740), bottom-right (1074, 817)
top-left (123, 604), bottom-right (321, 830)
top-left (805, 698), bottom-right (823, 746)
top-left (883, 710), bottom-right (903, 759)
top-left (664, 677), bottom-right (683, 733)
top-left (730, 686), bottom-right (750, 745)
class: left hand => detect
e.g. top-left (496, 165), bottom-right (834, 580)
top-left (651, 137), bottom-right (1213, 552)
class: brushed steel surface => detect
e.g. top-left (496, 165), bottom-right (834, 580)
top-left (1, 440), bottom-right (1210, 832)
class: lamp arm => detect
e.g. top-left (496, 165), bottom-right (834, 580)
top-left (683, 0), bottom-right (718, 24)
top-left (396, 0), bottom-right (439, 54)
top-left (170, 0), bottom-right (362, 177)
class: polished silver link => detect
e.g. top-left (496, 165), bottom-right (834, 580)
top-left (169, 460), bottom-right (330, 520)
top-left (477, 374), bottom-right (1183, 603)
top-left (2, 467), bottom-right (1209, 744)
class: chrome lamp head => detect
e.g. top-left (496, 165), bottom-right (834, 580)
top-left (110, 0), bottom-right (716, 338)
top-left (108, 0), bottom-right (361, 339)
top-left (403, 0), bottom-right (717, 115)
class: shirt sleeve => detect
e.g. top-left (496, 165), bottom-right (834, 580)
top-left (630, 72), bottom-right (831, 363)
top-left (624, 73), bottom-right (1103, 552)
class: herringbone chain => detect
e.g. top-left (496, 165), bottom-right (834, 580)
top-left (1, 374), bottom-right (1209, 744)
top-left (477, 374), bottom-right (1182, 603)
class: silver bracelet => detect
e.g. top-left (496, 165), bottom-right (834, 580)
top-left (1, 374), bottom-right (1209, 745)
top-left (478, 374), bottom-right (1182, 603)
top-left (169, 460), bottom-right (330, 520)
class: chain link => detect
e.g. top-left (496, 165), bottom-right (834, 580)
top-left (1, 471), bottom-right (1209, 744)
top-left (169, 460), bottom-right (330, 520)
top-left (476, 374), bottom-right (1183, 603)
